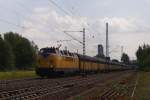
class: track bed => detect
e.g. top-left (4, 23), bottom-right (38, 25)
top-left (0, 70), bottom-right (136, 100)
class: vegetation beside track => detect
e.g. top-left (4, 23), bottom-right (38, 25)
top-left (0, 32), bottom-right (38, 71)
top-left (0, 70), bottom-right (37, 80)
top-left (135, 71), bottom-right (150, 100)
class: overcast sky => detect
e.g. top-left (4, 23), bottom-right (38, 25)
top-left (0, 0), bottom-right (150, 60)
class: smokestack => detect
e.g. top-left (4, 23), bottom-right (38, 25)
top-left (106, 22), bottom-right (109, 57)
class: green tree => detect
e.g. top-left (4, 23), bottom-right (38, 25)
top-left (4, 32), bottom-right (38, 69)
top-left (121, 53), bottom-right (130, 64)
top-left (0, 34), bottom-right (14, 70)
top-left (0, 34), bottom-right (5, 70)
top-left (136, 44), bottom-right (150, 71)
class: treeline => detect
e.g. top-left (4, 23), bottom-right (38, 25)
top-left (136, 44), bottom-right (150, 71)
top-left (121, 53), bottom-right (130, 64)
top-left (0, 32), bottom-right (38, 71)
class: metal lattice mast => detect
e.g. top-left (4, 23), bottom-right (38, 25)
top-left (83, 28), bottom-right (85, 56)
top-left (82, 28), bottom-right (85, 75)
top-left (64, 28), bottom-right (86, 74)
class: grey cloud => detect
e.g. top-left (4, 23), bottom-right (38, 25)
top-left (21, 7), bottom-right (150, 60)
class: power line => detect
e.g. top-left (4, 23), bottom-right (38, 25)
top-left (15, 0), bottom-right (52, 28)
top-left (47, 0), bottom-right (87, 28)
top-left (0, 0), bottom-right (84, 53)
top-left (17, 0), bottom-right (83, 42)
top-left (17, 0), bottom-right (88, 55)
top-left (47, 0), bottom-right (72, 16)
top-left (14, 0), bottom-right (64, 37)
top-left (64, 31), bottom-right (83, 44)
top-left (47, 0), bottom-right (85, 47)
top-left (16, 0), bottom-right (33, 13)
top-left (48, 0), bottom-right (88, 55)
top-left (67, 1), bottom-right (98, 40)
top-left (0, 1), bottom-right (50, 32)
top-left (0, 17), bottom-right (56, 35)
top-left (0, 18), bottom-right (27, 29)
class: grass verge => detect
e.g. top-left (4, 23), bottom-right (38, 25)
top-left (0, 70), bottom-right (37, 80)
top-left (134, 71), bottom-right (150, 100)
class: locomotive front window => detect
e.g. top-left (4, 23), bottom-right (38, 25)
top-left (40, 48), bottom-right (56, 54)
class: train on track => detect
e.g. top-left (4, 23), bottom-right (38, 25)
top-left (36, 47), bottom-right (132, 77)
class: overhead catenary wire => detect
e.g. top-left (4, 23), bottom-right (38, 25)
top-left (66, 1), bottom-right (104, 54)
top-left (67, 1), bottom-right (99, 40)
top-left (64, 31), bottom-right (83, 44)
top-left (55, 39), bottom-right (82, 53)
top-left (47, 0), bottom-right (72, 16)
top-left (47, 0), bottom-right (86, 28)
top-left (0, 1), bottom-right (54, 35)
top-left (1, 0), bottom-right (92, 55)
top-left (15, 0), bottom-right (63, 36)
top-left (0, 18), bottom-right (27, 29)
top-left (16, 0), bottom-right (34, 14)
top-left (16, 0), bottom-right (57, 31)
top-left (49, 0), bottom-right (86, 46)
top-left (0, 0), bottom-right (79, 45)
top-left (47, 0), bottom-right (88, 41)
top-left (16, 0), bottom-right (83, 48)
top-left (62, 40), bottom-right (82, 52)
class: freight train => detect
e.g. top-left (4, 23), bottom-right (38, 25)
top-left (36, 47), bottom-right (132, 77)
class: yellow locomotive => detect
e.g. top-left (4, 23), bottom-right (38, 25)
top-left (36, 47), bottom-right (130, 77)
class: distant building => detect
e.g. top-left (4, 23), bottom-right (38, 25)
top-left (98, 44), bottom-right (103, 56)
top-left (96, 44), bottom-right (104, 58)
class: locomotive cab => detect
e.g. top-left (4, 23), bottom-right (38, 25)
top-left (36, 47), bottom-right (79, 77)
top-left (36, 47), bottom-right (58, 76)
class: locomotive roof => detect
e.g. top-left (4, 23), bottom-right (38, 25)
top-left (77, 54), bottom-right (129, 66)
top-left (77, 54), bottom-right (106, 63)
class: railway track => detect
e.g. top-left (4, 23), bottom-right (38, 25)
top-left (0, 76), bottom-right (100, 99)
top-left (68, 71), bottom-right (137, 100)
top-left (100, 88), bottom-right (125, 100)
top-left (0, 76), bottom-right (82, 92)
top-left (0, 71), bottom-right (134, 100)
top-left (99, 72), bottom-right (137, 100)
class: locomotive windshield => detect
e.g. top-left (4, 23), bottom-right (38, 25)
top-left (40, 48), bottom-right (56, 54)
